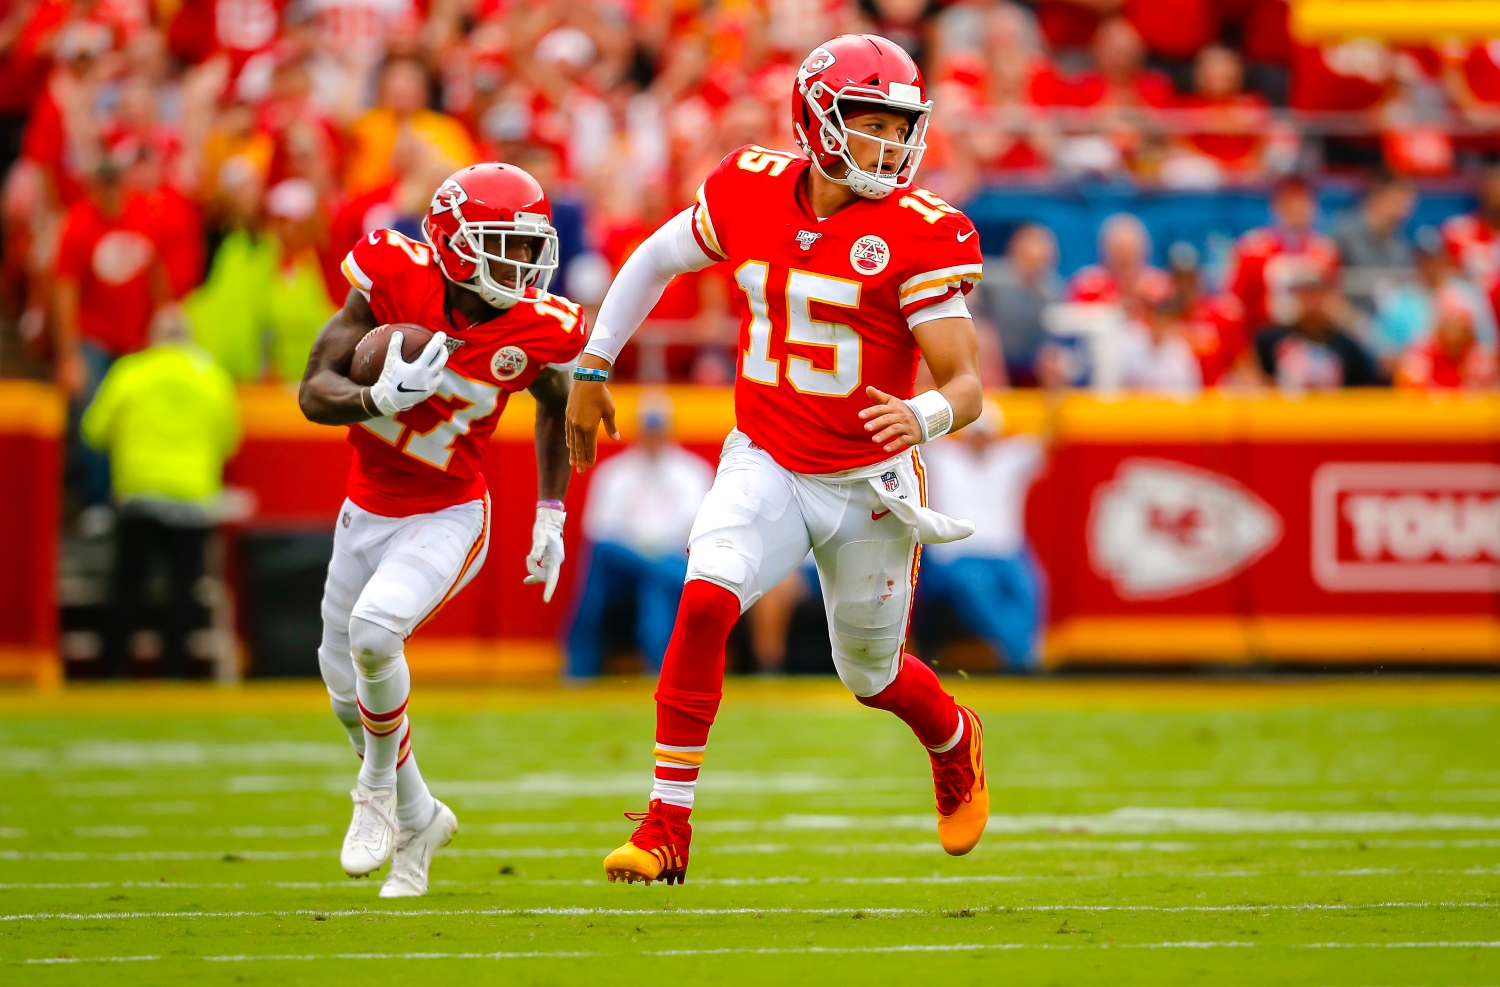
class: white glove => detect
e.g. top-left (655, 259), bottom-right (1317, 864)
top-left (524, 506), bottom-right (567, 602)
top-left (368, 330), bottom-right (449, 415)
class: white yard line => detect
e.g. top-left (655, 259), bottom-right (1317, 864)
top-left (5, 865), bottom-right (1499, 893)
top-left (22, 940), bottom-right (1500, 965)
top-left (4, 901), bottom-right (1497, 923)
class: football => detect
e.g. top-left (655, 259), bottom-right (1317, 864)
top-left (349, 323), bottom-right (436, 385)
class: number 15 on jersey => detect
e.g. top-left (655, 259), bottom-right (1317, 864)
top-left (737, 262), bottom-right (864, 398)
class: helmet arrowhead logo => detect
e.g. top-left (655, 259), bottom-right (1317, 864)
top-left (430, 178), bottom-right (469, 215)
top-left (799, 46), bottom-right (836, 82)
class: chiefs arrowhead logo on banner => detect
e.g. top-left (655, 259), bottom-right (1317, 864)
top-left (1089, 459), bottom-right (1282, 599)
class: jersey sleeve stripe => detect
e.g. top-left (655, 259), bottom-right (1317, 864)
top-left (342, 252), bottom-right (373, 299)
top-left (692, 185), bottom-right (727, 261)
top-left (905, 293), bottom-right (970, 329)
top-left (898, 264), bottom-right (984, 300)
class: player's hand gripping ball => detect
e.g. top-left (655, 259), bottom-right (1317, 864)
top-left (353, 324), bottom-right (450, 415)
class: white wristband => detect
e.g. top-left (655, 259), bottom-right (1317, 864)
top-left (904, 390), bottom-right (954, 443)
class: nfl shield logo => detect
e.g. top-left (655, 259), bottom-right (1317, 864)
top-left (881, 471), bottom-right (900, 492)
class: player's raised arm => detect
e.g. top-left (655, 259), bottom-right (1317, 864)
top-left (860, 316), bottom-right (984, 453)
top-left (566, 208), bottom-right (717, 470)
top-left (298, 288), bottom-right (383, 425)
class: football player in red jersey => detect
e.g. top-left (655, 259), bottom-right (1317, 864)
top-left (298, 163), bottom-right (586, 897)
top-left (567, 35), bottom-right (991, 886)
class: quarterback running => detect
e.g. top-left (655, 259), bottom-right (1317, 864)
top-left (299, 162), bottom-right (585, 896)
top-left (567, 34), bottom-right (989, 885)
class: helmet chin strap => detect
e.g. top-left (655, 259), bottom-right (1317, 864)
top-left (451, 272), bottom-right (520, 310)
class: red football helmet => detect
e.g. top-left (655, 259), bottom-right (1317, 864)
top-left (793, 35), bottom-right (933, 199)
top-left (422, 162), bottom-right (559, 309)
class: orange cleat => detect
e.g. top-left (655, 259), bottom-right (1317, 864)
top-left (603, 799), bottom-right (692, 885)
top-left (932, 705), bottom-right (988, 855)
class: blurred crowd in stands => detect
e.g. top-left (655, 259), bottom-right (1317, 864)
top-left (3, 0), bottom-right (1500, 403)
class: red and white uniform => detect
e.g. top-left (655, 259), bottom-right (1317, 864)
top-left (688, 144), bottom-right (982, 475)
top-left (598, 145), bottom-right (980, 696)
top-left (1224, 226), bottom-right (1340, 330)
top-left (314, 226), bottom-right (584, 695)
top-left (340, 227), bottom-right (586, 518)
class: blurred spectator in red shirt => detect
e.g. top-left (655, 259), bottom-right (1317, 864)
top-left (21, 19), bottom-right (116, 208)
top-left (53, 159), bottom-right (171, 393)
top-left (932, 4), bottom-right (1058, 183)
top-left (1173, 45), bottom-right (1269, 175)
top-left (1394, 292), bottom-right (1498, 390)
top-left (1442, 166), bottom-right (1500, 319)
top-left (1225, 175), bottom-right (1340, 332)
top-left (1068, 211), bottom-right (1173, 309)
top-left (0, 0), bottom-right (70, 170)
top-left (1048, 17), bottom-right (1175, 175)
top-left (1166, 240), bottom-right (1250, 385)
top-left (1066, 17), bottom-right (1176, 109)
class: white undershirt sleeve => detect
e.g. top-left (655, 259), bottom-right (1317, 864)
top-left (906, 293), bottom-right (970, 329)
top-left (582, 208), bottom-right (717, 365)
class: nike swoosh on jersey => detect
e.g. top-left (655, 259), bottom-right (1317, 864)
top-left (871, 509), bottom-right (891, 521)
top-left (957, 230), bottom-right (976, 242)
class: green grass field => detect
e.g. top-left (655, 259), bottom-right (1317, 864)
top-left (2, 677), bottom-right (1499, 986)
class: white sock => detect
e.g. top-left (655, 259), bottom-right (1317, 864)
top-left (650, 777), bottom-right (696, 808)
top-left (928, 710), bottom-right (965, 754)
top-left (356, 659), bottom-right (409, 790)
top-left (396, 741), bottom-right (438, 831)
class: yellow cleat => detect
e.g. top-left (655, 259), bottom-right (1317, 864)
top-left (933, 705), bottom-right (988, 856)
top-left (603, 799), bottom-right (692, 885)
top-left (603, 842), bottom-right (668, 885)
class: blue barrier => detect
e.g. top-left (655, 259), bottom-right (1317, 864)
top-left (963, 183), bottom-right (1477, 281)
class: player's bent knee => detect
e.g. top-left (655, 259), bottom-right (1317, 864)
top-left (832, 645), bottom-right (903, 698)
top-left (685, 537), bottom-right (756, 607)
top-left (348, 616), bottom-right (405, 678)
top-left (318, 646), bottom-right (358, 701)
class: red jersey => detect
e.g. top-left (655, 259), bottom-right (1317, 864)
top-left (1441, 213), bottom-right (1500, 293)
top-left (1224, 226), bottom-right (1340, 330)
top-left (689, 145), bottom-right (983, 475)
top-left (54, 193), bottom-right (166, 356)
top-left (1180, 292), bottom-right (1248, 384)
top-left (340, 228), bottom-right (586, 517)
top-left (1065, 264), bottom-right (1172, 304)
top-left (1395, 340), bottom-right (1498, 390)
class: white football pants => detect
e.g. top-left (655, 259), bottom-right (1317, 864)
top-left (686, 430), bottom-right (926, 697)
top-left (317, 495), bottom-right (490, 708)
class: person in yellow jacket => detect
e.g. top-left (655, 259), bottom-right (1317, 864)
top-left (81, 305), bottom-right (241, 678)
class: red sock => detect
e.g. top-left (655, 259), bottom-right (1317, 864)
top-left (650, 580), bottom-right (740, 808)
top-left (857, 653), bottom-right (961, 750)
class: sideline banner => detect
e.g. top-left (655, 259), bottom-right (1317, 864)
top-left (214, 387), bottom-right (1500, 670)
top-left (1030, 393), bottom-right (1500, 664)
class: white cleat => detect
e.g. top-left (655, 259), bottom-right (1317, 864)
top-left (380, 800), bottom-right (458, 898)
top-left (341, 783), bottom-right (398, 877)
